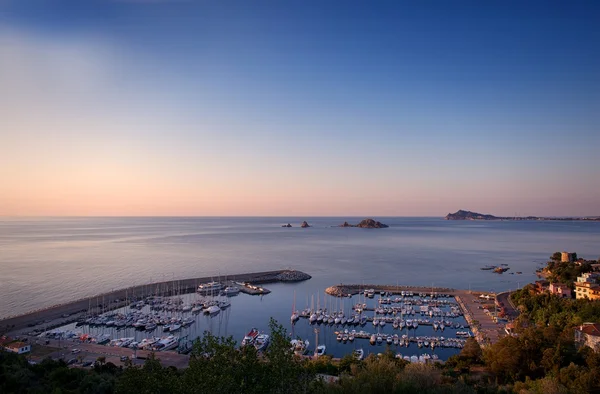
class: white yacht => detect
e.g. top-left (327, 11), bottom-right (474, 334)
top-left (254, 334), bottom-right (270, 351)
top-left (154, 335), bottom-right (179, 351)
top-left (222, 286), bottom-right (240, 296)
top-left (197, 282), bottom-right (223, 294)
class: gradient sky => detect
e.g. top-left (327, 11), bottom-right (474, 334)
top-left (1, 0), bottom-right (599, 216)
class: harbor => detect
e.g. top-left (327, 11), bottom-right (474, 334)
top-left (3, 274), bottom-right (514, 366)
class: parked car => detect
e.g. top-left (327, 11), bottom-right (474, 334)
top-left (82, 361), bottom-right (93, 367)
top-left (71, 349), bottom-right (81, 354)
top-left (120, 356), bottom-right (129, 362)
top-left (67, 358), bottom-right (78, 365)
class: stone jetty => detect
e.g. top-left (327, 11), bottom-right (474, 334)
top-left (326, 284), bottom-right (456, 297)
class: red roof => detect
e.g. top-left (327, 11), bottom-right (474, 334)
top-left (577, 323), bottom-right (600, 337)
top-left (6, 341), bottom-right (27, 349)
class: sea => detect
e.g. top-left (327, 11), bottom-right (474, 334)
top-left (1, 217), bottom-right (599, 359)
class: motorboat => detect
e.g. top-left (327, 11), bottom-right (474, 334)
top-left (353, 348), bottom-right (364, 360)
top-left (219, 299), bottom-right (231, 309)
top-left (242, 328), bottom-right (259, 347)
top-left (169, 323), bottom-right (182, 332)
top-left (153, 335), bottom-right (179, 351)
top-left (205, 305), bottom-right (220, 315)
top-left (316, 345), bottom-right (326, 357)
top-left (254, 334), bottom-right (270, 351)
top-left (222, 286), bottom-right (240, 296)
top-left (291, 339), bottom-right (309, 356)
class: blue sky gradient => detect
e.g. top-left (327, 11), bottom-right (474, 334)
top-left (1, 1), bottom-right (599, 216)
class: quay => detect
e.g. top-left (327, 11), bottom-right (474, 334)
top-left (325, 284), bottom-right (456, 297)
top-left (0, 269), bottom-right (310, 334)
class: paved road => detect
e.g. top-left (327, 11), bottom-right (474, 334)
top-left (496, 291), bottom-right (519, 320)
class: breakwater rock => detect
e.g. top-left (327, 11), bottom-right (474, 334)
top-left (326, 284), bottom-right (456, 297)
top-left (275, 270), bottom-right (312, 282)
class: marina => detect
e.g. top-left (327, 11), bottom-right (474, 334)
top-left (6, 277), bottom-right (501, 363)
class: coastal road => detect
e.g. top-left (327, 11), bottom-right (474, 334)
top-left (496, 291), bottom-right (519, 320)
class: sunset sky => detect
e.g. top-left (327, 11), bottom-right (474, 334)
top-left (1, 1), bottom-right (599, 217)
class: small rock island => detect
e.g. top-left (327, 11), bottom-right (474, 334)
top-left (281, 223), bottom-right (292, 227)
top-left (338, 218), bottom-right (389, 228)
top-left (300, 221), bottom-right (311, 228)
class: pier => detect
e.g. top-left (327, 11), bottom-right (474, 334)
top-left (0, 269), bottom-right (310, 334)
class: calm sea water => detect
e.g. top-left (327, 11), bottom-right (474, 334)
top-left (1, 217), bottom-right (599, 358)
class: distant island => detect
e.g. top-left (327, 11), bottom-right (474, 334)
top-left (338, 218), bottom-right (389, 228)
top-left (445, 209), bottom-right (600, 221)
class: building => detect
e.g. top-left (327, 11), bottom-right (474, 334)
top-left (535, 280), bottom-right (549, 293)
top-left (575, 282), bottom-right (600, 300)
top-left (575, 323), bottom-right (600, 352)
top-left (577, 272), bottom-right (600, 283)
top-left (561, 252), bottom-right (577, 263)
top-left (4, 342), bottom-right (31, 354)
top-left (549, 283), bottom-right (572, 298)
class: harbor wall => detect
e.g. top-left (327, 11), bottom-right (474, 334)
top-left (1, 270), bottom-right (308, 334)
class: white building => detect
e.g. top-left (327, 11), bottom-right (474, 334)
top-left (4, 341), bottom-right (31, 354)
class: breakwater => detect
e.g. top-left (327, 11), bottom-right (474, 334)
top-left (325, 284), bottom-right (456, 297)
top-left (0, 270), bottom-right (311, 334)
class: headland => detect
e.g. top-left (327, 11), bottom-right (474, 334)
top-left (445, 209), bottom-right (600, 221)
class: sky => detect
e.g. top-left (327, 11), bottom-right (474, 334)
top-left (0, 1), bottom-right (599, 217)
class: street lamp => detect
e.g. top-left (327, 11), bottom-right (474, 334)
top-left (313, 328), bottom-right (319, 359)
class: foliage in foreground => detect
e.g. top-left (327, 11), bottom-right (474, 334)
top-left (2, 312), bottom-right (600, 393)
